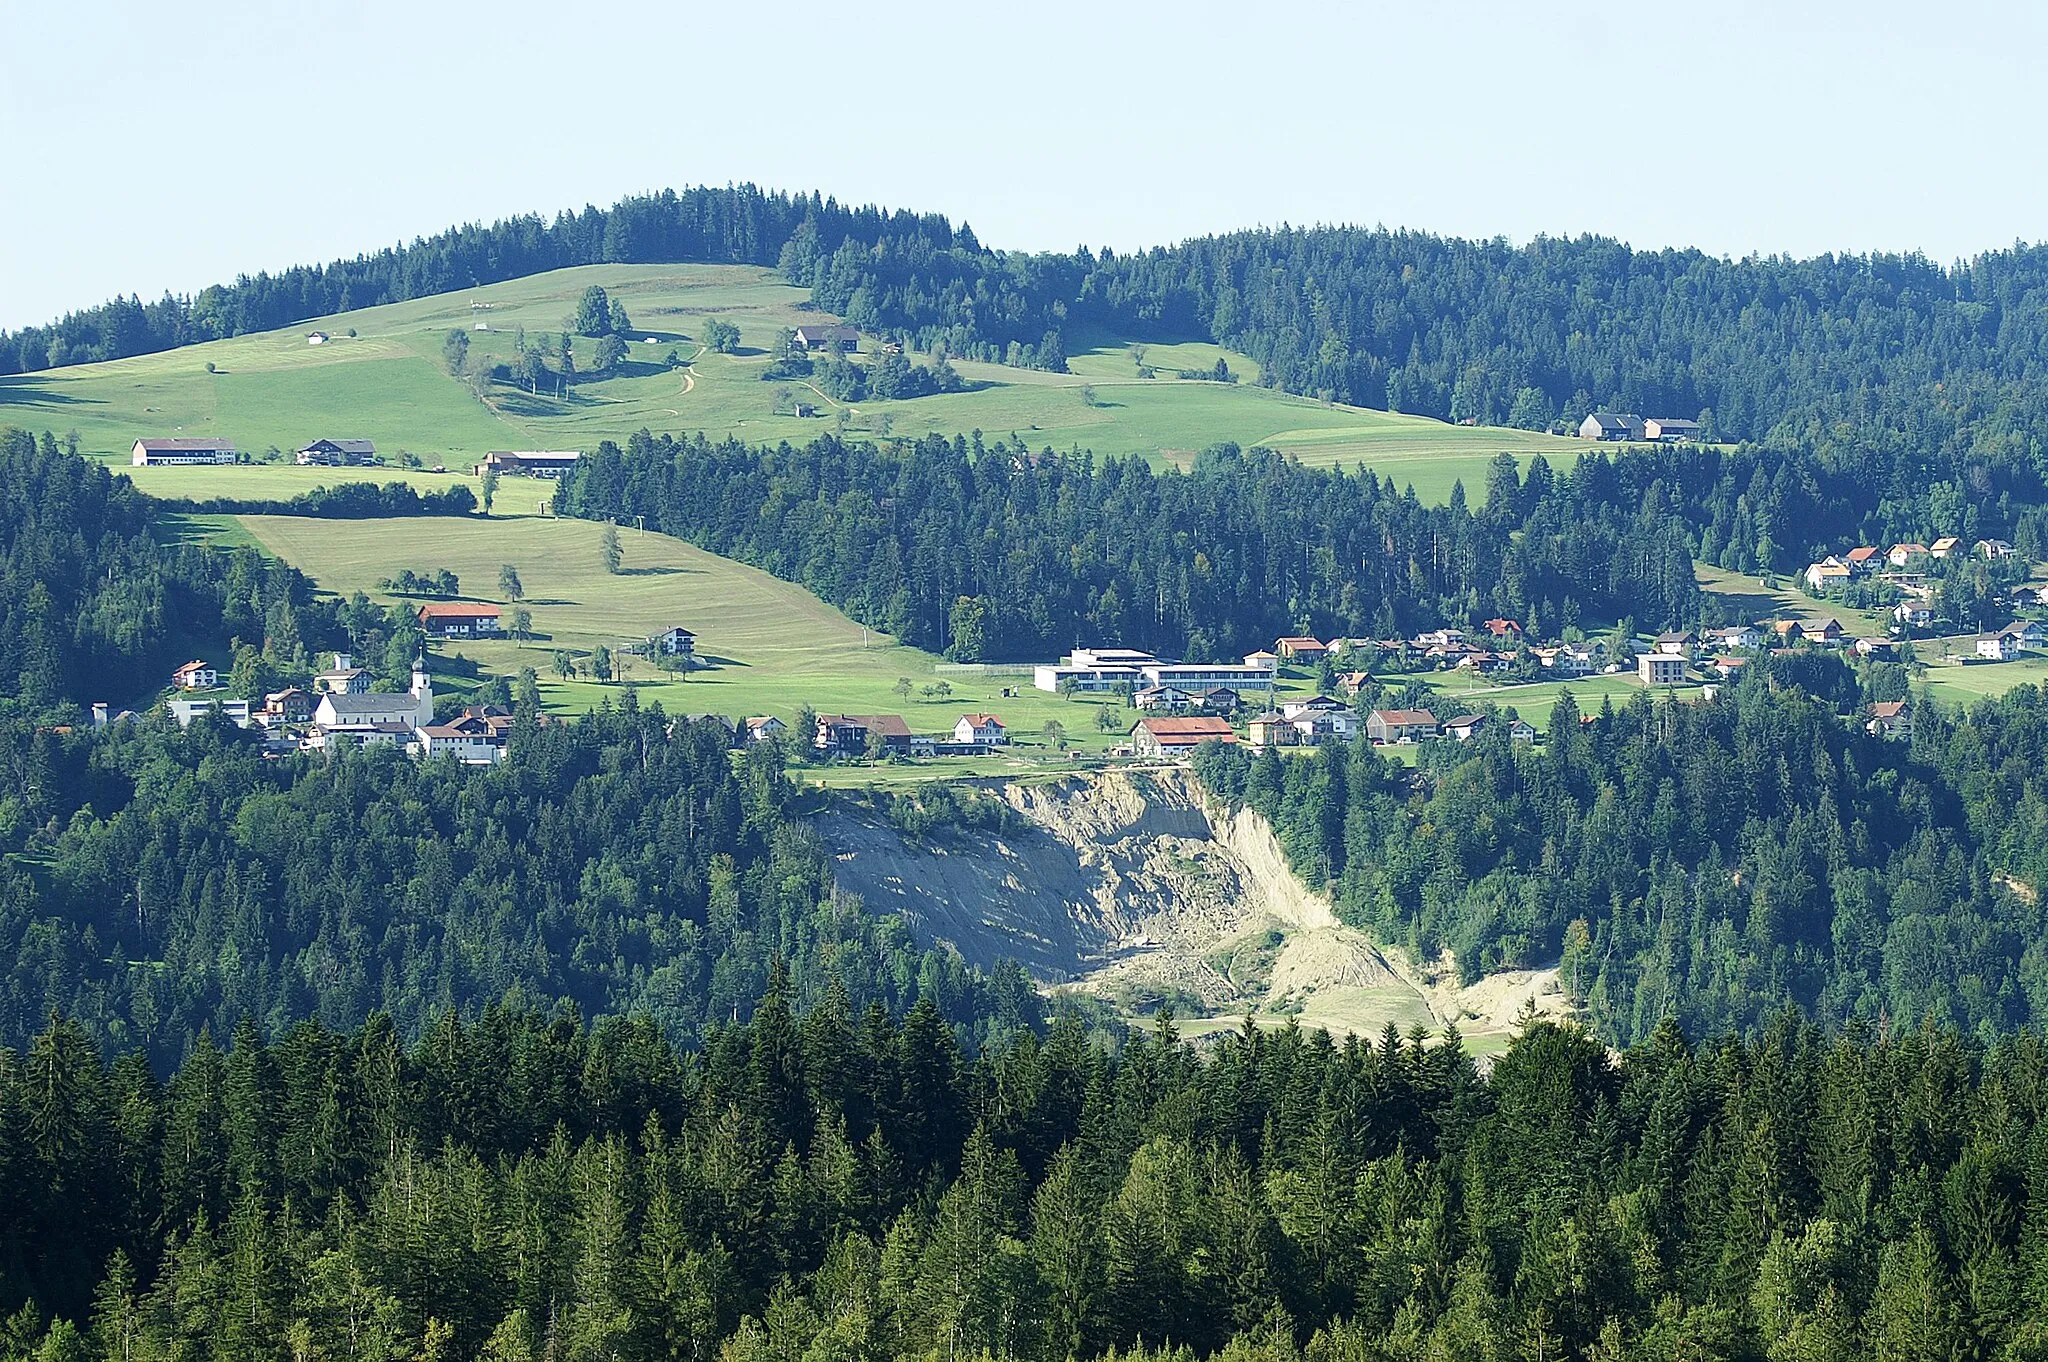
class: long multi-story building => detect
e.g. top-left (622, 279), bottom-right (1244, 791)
top-left (1034, 646), bottom-right (1276, 695)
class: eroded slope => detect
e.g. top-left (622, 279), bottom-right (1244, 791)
top-left (817, 768), bottom-right (1567, 1044)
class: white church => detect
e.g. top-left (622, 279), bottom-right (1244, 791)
top-left (310, 657), bottom-right (435, 747)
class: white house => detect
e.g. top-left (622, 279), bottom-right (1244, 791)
top-left (171, 659), bottom-right (218, 691)
top-left (954, 714), bottom-right (1007, 745)
top-left (1978, 631), bottom-right (2022, 662)
top-left (1894, 601), bottom-right (1936, 629)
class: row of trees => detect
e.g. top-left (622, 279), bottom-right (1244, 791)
top-left (6, 994), bottom-right (2048, 1362)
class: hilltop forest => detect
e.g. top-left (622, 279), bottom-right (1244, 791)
top-left (14, 183), bottom-right (2048, 488)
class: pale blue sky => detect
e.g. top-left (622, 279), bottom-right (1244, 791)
top-left (5, 0), bottom-right (2045, 329)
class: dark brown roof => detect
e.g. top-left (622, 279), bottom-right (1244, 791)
top-left (1372, 708), bottom-right (1439, 727)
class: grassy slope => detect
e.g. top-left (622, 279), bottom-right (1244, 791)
top-left (4, 263), bottom-right (1582, 507)
top-left (235, 513), bottom-right (1147, 764)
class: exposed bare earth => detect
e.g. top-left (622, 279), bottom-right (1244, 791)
top-left (817, 768), bottom-right (1569, 1047)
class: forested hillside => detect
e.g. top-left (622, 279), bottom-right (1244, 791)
top-left (19, 182), bottom-right (2048, 475)
top-left (559, 432), bottom-right (1700, 657)
top-left (5, 1001), bottom-right (2048, 1362)
top-left (0, 699), bottom-right (1024, 1064)
top-left (1196, 655), bottom-right (2048, 1046)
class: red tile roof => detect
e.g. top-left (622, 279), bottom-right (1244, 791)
top-left (1134, 716), bottom-right (1234, 743)
top-left (416, 602), bottom-right (501, 619)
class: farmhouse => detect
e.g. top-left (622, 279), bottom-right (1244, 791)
top-left (1275, 637), bottom-right (1328, 664)
top-left (416, 602), bottom-right (501, 637)
top-left (296, 438), bottom-right (376, 466)
top-left (1509, 719), bottom-right (1538, 744)
top-left (1198, 688), bottom-right (1243, 714)
top-left (1643, 417), bottom-right (1702, 442)
top-left (1129, 715), bottom-right (1235, 758)
top-left (1639, 653), bottom-right (1687, 686)
top-left (474, 450), bottom-right (582, 478)
top-left (954, 714), bottom-right (1007, 745)
top-left (132, 438), bottom-right (236, 466)
top-left (1854, 638), bottom-right (1899, 660)
top-left (1654, 630), bottom-right (1697, 657)
top-left (1774, 620), bottom-right (1808, 644)
top-left (171, 660), bottom-right (218, 691)
top-left (1712, 655), bottom-right (1749, 678)
top-left (655, 626), bottom-right (696, 657)
top-left (815, 714), bottom-right (913, 756)
top-left (1843, 546), bottom-right (1881, 573)
top-left (740, 716), bottom-right (786, 746)
top-left (1483, 618), bottom-right (1523, 640)
top-left (1810, 619), bottom-right (1846, 645)
top-left (1976, 538), bottom-right (2015, 559)
top-left (1887, 543), bottom-right (1929, 567)
top-left (1367, 708), bottom-right (1438, 744)
top-left (1579, 412), bottom-right (1645, 441)
top-left (793, 324), bottom-right (861, 351)
top-left (1868, 700), bottom-right (1912, 740)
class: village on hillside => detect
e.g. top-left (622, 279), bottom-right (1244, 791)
top-left (126, 430), bottom-right (2048, 772)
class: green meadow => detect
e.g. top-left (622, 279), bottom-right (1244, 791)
top-left (4, 263), bottom-right (1582, 507)
top-left (235, 513), bottom-right (1147, 761)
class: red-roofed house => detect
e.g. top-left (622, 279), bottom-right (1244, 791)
top-left (416, 602), bottom-right (502, 637)
top-left (954, 714), bottom-right (1007, 745)
top-left (1129, 715), bottom-right (1236, 758)
top-left (1367, 708), bottom-right (1438, 744)
top-left (1275, 637), bottom-right (1328, 664)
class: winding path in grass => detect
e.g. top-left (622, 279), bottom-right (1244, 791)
top-left (662, 342), bottom-right (709, 414)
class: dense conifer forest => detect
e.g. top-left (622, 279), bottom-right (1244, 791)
top-left (5, 1001), bottom-right (2048, 1362)
top-left (1194, 656), bottom-right (2048, 1046)
top-left (557, 433), bottom-right (1702, 659)
top-left (557, 425), bottom-right (2043, 655)
top-left (0, 698), bottom-right (1024, 1065)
